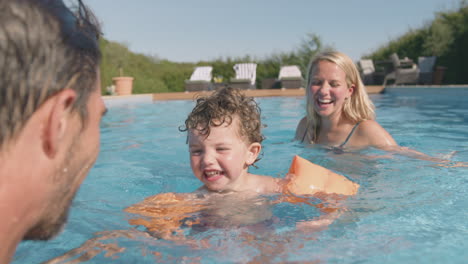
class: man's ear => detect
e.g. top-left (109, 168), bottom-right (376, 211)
top-left (246, 142), bottom-right (262, 166)
top-left (42, 89), bottom-right (77, 158)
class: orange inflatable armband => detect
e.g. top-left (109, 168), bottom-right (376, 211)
top-left (286, 155), bottom-right (359, 196)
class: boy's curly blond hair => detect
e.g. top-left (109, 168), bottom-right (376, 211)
top-left (180, 86), bottom-right (264, 163)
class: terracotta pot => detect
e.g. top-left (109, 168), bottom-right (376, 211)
top-left (112, 77), bottom-right (134, 95)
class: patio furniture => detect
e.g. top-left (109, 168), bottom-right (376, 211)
top-left (185, 66), bottom-right (213, 91)
top-left (358, 59), bottom-right (376, 85)
top-left (383, 53), bottom-right (419, 86)
top-left (261, 78), bottom-right (280, 89)
top-left (359, 59), bottom-right (389, 85)
top-left (418, 56), bottom-right (437, 85)
top-left (278, 65), bottom-right (303, 89)
top-left (230, 63), bottom-right (257, 90)
top-left (433, 66), bottom-right (447, 85)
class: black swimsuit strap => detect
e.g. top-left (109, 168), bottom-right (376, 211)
top-left (302, 120), bottom-right (362, 147)
top-left (338, 121), bottom-right (362, 148)
top-left (301, 123), bottom-right (308, 142)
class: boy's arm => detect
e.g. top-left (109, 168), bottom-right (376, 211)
top-left (43, 229), bottom-right (153, 263)
top-left (285, 155), bottom-right (359, 196)
top-left (295, 192), bottom-right (345, 232)
top-left (282, 155), bottom-right (358, 231)
top-left (124, 192), bottom-right (205, 240)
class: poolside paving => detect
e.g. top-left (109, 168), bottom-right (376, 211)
top-left (104, 85), bottom-right (468, 102)
top-left (150, 86), bottom-right (384, 101)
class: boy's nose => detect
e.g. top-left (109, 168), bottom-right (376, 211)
top-left (201, 152), bottom-right (215, 166)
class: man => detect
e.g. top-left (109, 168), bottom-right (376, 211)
top-left (0, 0), bottom-right (105, 262)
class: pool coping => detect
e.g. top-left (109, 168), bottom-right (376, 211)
top-left (151, 88), bottom-right (310, 101)
top-left (385, 84), bottom-right (468, 88)
top-left (103, 85), bottom-right (468, 102)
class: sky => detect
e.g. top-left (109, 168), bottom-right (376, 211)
top-left (85, 0), bottom-right (460, 63)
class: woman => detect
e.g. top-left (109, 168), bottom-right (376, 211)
top-left (295, 51), bottom-right (397, 152)
top-left (294, 51), bottom-right (466, 166)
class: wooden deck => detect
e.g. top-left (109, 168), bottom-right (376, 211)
top-left (365, 85), bottom-right (386, 94)
top-left (152, 86), bottom-right (385, 101)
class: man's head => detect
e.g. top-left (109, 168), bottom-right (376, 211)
top-left (0, 0), bottom-right (101, 149)
top-left (0, 0), bottom-right (104, 242)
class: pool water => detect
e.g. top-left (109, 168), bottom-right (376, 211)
top-left (14, 88), bottom-right (468, 263)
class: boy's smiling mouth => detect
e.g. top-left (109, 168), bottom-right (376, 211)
top-left (204, 170), bottom-right (224, 182)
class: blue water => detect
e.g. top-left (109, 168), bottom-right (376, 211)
top-left (13, 88), bottom-right (468, 263)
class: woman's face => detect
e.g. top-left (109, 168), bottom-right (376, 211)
top-left (309, 60), bottom-right (354, 120)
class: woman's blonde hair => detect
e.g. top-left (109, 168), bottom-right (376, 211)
top-left (304, 51), bottom-right (375, 142)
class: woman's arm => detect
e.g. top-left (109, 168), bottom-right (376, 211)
top-left (357, 120), bottom-right (464, 165)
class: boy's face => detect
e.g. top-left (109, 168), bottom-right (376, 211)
top-left (188, 116), bottom-right (260, 192)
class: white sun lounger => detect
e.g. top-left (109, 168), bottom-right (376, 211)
top-left (230, 63), bottom-right (257, 89)
top-left (278, 65), bottom-right (303, 89)
top-left (185, 66), bottom-right (213, 91)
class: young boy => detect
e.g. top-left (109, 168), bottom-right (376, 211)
top-left (181, 86), bottom-right (279, 195)
top-left (126, 87), bottom-right (358, 239)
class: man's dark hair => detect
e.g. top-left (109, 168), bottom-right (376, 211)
top-left (0, 0), bottom-right (101, 148)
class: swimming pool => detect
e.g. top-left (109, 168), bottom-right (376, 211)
top-left (14, 88), bottom-right (468, 263)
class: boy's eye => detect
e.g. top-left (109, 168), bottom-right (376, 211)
top-left (217, 147), bottom-right (229, 152)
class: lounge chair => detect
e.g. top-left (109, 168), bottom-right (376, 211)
top-left (185, 66), bottom-right (213, 92)
top-left (383, 53), bottom-right (419, 86)
top-left (359, 59), bottom-right (389, 85)
top-left (418, 56), bottom-right (437, 85)
top-left (230, 63), bottom-right (257, 90)
top-left (358, 59), bottom-right (376, 85)
top-left (278, 65), bottom-right (303, 89)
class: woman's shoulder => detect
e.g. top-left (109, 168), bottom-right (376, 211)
top-left (355, 120), bottom-right (397, 147)
top-left (356, 119), bottom-right (383, 132)
top-left (297, 116), bottom-right (307, 128)
top-left (295, 116), bottom-right (308, 141)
